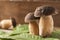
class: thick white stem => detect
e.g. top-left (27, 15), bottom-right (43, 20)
top-left (0, 20), bottom-right (12, 29)
top-left (29, 21), bottom-right (39, 35)
top-left (39, 15), bottom-right (54, 37)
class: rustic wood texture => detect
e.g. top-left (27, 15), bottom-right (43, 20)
top-left (0, 1), bottom-right (60, 27)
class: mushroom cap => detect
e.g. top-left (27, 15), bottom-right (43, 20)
top-left (24, 12), bottom-right (40, 23)
top-left (34, 5), bottom-right (58, 17)
top-left (10, 17), bottom-right (16, 27)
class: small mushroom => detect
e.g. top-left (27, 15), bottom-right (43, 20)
top-left (25, 12), bottom-right (40, 35)
top-left (34, 5), bottom-right (58, 37)
top-left (0, 17), bottom-right (16, 30)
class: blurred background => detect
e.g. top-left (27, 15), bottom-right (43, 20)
top-left (0, 0), bottom-right (60, 27)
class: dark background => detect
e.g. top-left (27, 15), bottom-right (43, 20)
top-left (0, 0), bottom-right (60, 27)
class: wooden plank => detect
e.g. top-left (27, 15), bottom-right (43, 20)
top-left (0, 1), bottom-right (60, 26)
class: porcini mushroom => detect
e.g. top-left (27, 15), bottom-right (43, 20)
top-left (25, 12), bottom-right (40, 35)
top-left (0, 17), bottom-right (16, 30)
top-left (34, 5), bottom-right (58, 37)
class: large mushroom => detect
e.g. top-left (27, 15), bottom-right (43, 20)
top-left (25, 12), bottom-right (40, 35)
top-left (0, 17), bottom-right (16, 30)
top-left (34, 5), bottom-right (58, 37)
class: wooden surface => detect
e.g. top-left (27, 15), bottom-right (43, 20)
top-left (0, 1), bottom-right (60, 26)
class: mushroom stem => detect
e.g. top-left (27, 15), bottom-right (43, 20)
top-left (39, 15), bottom-right (54, 37)
top-left (0, 17), bottom-right (16, 30)
top-left (29, 21), bottom-right (39, 35)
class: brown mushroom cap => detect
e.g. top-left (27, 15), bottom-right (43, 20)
top-left (24, 12), bottom-right (40, 23)
top-left (10, 17), bottom-right (16, 27)
top-left (34, 5), bottom-right (58, 17)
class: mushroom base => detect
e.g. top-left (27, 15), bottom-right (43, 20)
top-left (0, 20), bottom-right (13, 30)
top-left (29, 21), bottom-right (39, 35)
top-left (39, 15), bottom-right (54, 37)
